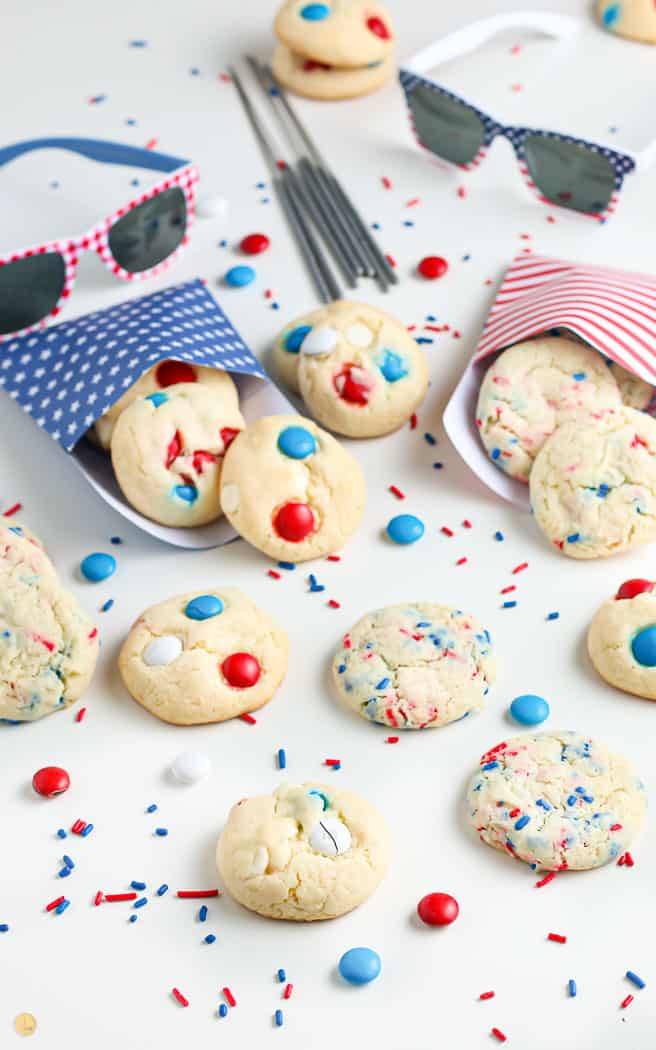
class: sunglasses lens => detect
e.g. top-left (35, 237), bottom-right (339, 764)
top-left (523, 134), bottom-right (616, 215)
top-left (0, 253), bottom-right (66, 336)
top-left (408, 84), bottom-right (485, 165)
top-left (108, 187), bottom-right (187, 273)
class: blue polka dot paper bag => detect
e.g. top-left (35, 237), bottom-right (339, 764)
top-left (0, 278), bottom-right (293, 548)
top-left (443, 252), bottom-right (656, 510)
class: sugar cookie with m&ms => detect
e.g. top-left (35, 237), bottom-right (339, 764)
top-left (588, 578), bottom-right (656, 699)
top-left (271, 43), bottom-right (393, 101)
top-left (274, 0), bottom-right (393, 68)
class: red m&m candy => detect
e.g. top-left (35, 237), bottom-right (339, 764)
top-left (417, 256), bottom-right (449, 280)
top-left (333, 364), bottom-right (371, 406)
top-left (417, 892), bottom-right (459, 926)
top-left (615, 579), bottom-right (654, 600)
top-left (222, 652), bottom-right (261, 688)
top-left (156, 360), bottom-right (197, 386)
top-left (240, 233), bottom-right (270, 255)
top-left (32, 766), bottom-right (70, 798)
top-left (273, 502), bottom-right (316, 542)
top-left (366, 15), bottom-right (391, 39)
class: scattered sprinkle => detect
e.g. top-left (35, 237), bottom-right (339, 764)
top-left (177, 889), bottom-right (219, 899)
top-left (621, 994), bottom-right (634, 1009)
top-left (277, 969), bottom-right (286, 983)
top-left (155, 828), bottom-right (168, 837)
top-left (283, 983), bottom-right (293, 1000)
top-left (328, 599), bottom-right (341, 609)
top-left (535, 872), bottom-right (557, 888)
top-left (568, 979), bottom-right (577, 997)
top-left (223, 987), bottom-right (237, 1008)
top-left (494, 531), bottom-right (504, 541)
top-left (479, 991), bottom-right (495, 1001)
top-left (277, 748), bottom-right (287, 770)
top-left (275, 1009), bottom-right (284, 1026)
top-left (172, 988), bottom-right (189, 1008)
top-left (548, 933), bottom-right (567, 944)
top-left (502, 601), bottom-right (517, 609)
top-left (491, 1028), bottom-right (507, 1043)
top-left (268, 569), bottom-right (281, 579)
top-left (240, 713), bottom-right (257, 724)
top-left (389, 485), bottom-right (405, 500)
top-left (386, 736), bottom-right (399, 744)
top-left (626, 971), bottom-right (645, 989)
top-left (547, 612), bottom-right (560, 621)
top-left (424, 433), bottom-right (437, 446)
top-left (512, 562), bottom-right (528, 575)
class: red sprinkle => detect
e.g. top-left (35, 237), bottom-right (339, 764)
top-left (172, 988), bottom-right (189, 1008)
top-left (222, 987), bottom-right (237, 1008)
top-left (283, 984), bottom-right (293, 1000)
top-left (76, 707), bottom-right (87, 723)
top-left (500, 585), bottom-right (517, 595)
top-left (325, 759), bottom-right (341, 766)
top-left (535, 872), bottom-right (557, 888)
top-left (610, 824), bottom-right (623, 831)
top-left (94, 891), bottom-right (103, 906)
top-left (621, 994), bottom-right (634, 1009)
top-left (177, 890), bottom-right (220, 899)
top-left (45, 896), bottom-right (66, 912)
top-left (441, 526), bottom-right (454, 537)
top-left (386, 736), bottom-right (399, 743)
top-left (512, 562), bottom-right (529, 575)
top-left (71, 819), bottom-right (86, 834)
top-left (2, 502), bottom-right (22, 517)
top-left (424, 324), bottom-right (442, 332)
top-left (456, 557), bottom-right (468, 566)
top-left (384, 254), bottom-right (397, 269)
top-left (457, 185), bottom-right (467, 199)
top-left (625, 851), bottom-right (635, 867)
top-left (491, 1029), bottom-right (507, 1043)
top-left (268, 570), bottom-right (281, 580)
top-left (240, 713), bottom-right (257, 724)
top-left (328, 599), bottom-right (341, 609)
top-left (389, 485), bottom-right (405, 500)
top-left (462, 519), bottom-right (472, 528)
top-left (381, 176), bottom-right (392, 189)
top-left (326, 554), bottom-right (341, 562)
top-left (406, 197), bottom-right (420, 207)
top-left (479, 991), bottom-right (495, 1001)
top-left (410, 413), bottom-right (418, 430)
top-left (548, 932), bottom-right (567, 943)
top-left (145, 138), bottom-right (159, 151)
top-left (104, 892), bottom-right (138, 902)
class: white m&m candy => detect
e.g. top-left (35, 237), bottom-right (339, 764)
top-left (301, 326), bottom-right (338, 356)
top-left (142, 635), bottom-right (183, 667)
top-left (309, 817), bottom-right (352, 856)
top-left (171, 751), bottom-right (212, 785)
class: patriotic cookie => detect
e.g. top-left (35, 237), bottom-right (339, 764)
top-left (597, 0), bottom-right (656, 43)
top-left (274, 0), bottom-right (393, 69)
top-left (93, 360), bottom-right (238, 450)
top-left (216, 782), bottom-right (391, 920)
top-left (530, 406), bottom-right (656, 558)
top-left (466, 731), bottom-right (646, 871)
top-left (219, 414), bottom-right (365, 562)
top-left (608, 360), bottom-right (654, 411)
top-left (588, 578), bottom-right (656, 699)
top-left (288, 301), bottom-right (428, 438)
top-left (477, 337), bottom-right (622, 483)
top-left (0, 532), bottom-right (98, 722)
top-left (110, 383), bottom-right (244, 527)
top-left (333, 603), bottom-right (495, 729)
top-left (271, 44), bottom-right (393, 101)
top-left (118, 588), bottom-right (288, 725)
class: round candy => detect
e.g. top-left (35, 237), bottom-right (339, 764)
top-left (155, 360), bottom-right (197, 387)
top-left (300, 2), bottom-right (330, 20)
top-left (273, 501), bottom-right (316, 542)
top-left (509, 693), bottom-right (550, 727)
top-left (80, 552), bottom-right (116, 583)
top-left (184, 595), bottom-right (224, 621)
top-left (366, 15), bottom-right (391, 39)
top-left (32, 766), bottom-right (70, 798)
top-left (417, 256), bottom-right (448, 280)
top-left (222, 652), bottom-right (261, 688)
top-left (240, 233), bottom-right (270, 255)
top-left (631, 626), bottom-right (656, 667)
top-left (301, 325), bottom-right (338, 356)
top-left (224, 265), bottom-right (256, 288)
top-left (277, 425), bottom-right (317, 460)
top-left (338, 947), bottom-right (381, 985)
top-left (171, 750), bottom-right (212, 784)
top-left (378, 349), bottom-right (407, 383)
top-left (333, 363), bottom-right (372, 405)
top-left (142, 635), bottom-right (183, 667)
top-left (283, 325), bottom-right (312, 354)
top-left (346, 323), bottom-right (374, 349)
top-left (417, 892), bottom-right (459, 927)
top-left (616, 579), bottom-right (655, 601)
top-left (309, 817), bottom-right (352, 856)
top-left (386, 514), bottom-right (424, 545)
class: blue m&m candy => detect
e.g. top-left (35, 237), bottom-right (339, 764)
top-left (386, 514), bottom-right (424, 545)
top-left (601, 3), bottom-right (621, 28)
top-left (509, 694), bottom-right (550, 726)
top-left (145, 392), bottom-right (168, 407)
top-left (224, 265), bottom-right (255, 288)
top-left (300, 2), bottom-right (330, 19)
top-left (631, 625), bottom-right (656, 667)
top-left (283, 325), bottom-right (312, 353)
top-left (173, 484), bottom-right (197, 503)
top-left (338, 947), bottom-right (381, 985)
top-left (277, 425), bottom-right (317, 460)
top-left (184, 595), bottom-right (224, 621)
top-left (80, 552), bottom-right (116, 583)
top-left (378, 349), bottom-right (408, 383)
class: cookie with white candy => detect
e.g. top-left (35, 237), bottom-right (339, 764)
top-left (216, 782), bottom-right (391, 920)
top-left (466, 731), bottom-right (646, 871)
top-left (274, 0), bottom-right (394, 69)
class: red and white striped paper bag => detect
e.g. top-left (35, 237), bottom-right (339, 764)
top-left (443, 252), bottom-right (656, 509)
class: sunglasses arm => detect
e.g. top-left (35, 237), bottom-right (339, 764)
top-left (403, 12), bottom-right (581, 75)
top-left (0, 137), bottom-right (188, 174)
top-left (633, 141), bottom-right (656, 172)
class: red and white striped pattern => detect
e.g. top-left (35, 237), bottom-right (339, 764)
top-left (475, 253), bottom-right (656, 384)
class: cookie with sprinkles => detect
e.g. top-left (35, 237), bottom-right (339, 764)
top-left (476, 337), bottom-right (621, 483)
top-left (0, 531), bottom-right (98, 722)
top-left (529, 406), bottom-right (656, 558)
top-left (274, 0), bottom-right (394, 69)
top-left (271, 44), bottom-right (393, 100)
top-left (219, 414), bottom-right (365, 562)
top-left (118, 588), bottom-right (287, 725)
top-left (216, 782), bottom-right (391, 920)
top-left (597, 0), bottom-right (656, 43)
top-left (110, 383), bottom-right (244, 527)
top-left (466, 731), bottom-right (646, 871)
top-left (93, 360), bottom-right (239, 450)
top-left (332, 602), bottom-right (495, 729)
top-left (588, 578), bottom-right (656, 699)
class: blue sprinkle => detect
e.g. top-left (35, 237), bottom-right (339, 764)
top-left (146, 804), bottom-right (158, 813)
top-left (337, 664), bottom-right (346, 674)
top-left (134, 897), bottom-right (147, 909)
top-left (278, 748), bottom-right (287, 770)
top-left (403, 220), bottom-right (414, 227)
top-left (129, 914), bottom-right (138, 923)
top-left (57, 829), bottom-right (67, 839)
top-left (277, 969), bottom-right (286, 983)
top-left (597, 483), bottom-right (610, 498)
top-left (224, 264), bottom-right (256, 288)
top-left (110, 536), bottom-right (123, 545)
top-left (125, 118), bottom-right (137, 126)
top-left (483, 761), bottom-right (499, 771)
top-left (219, 239), bottom-right (228, 248)
top-left (568, 979), bottom-right (577, 997)
top-left (491, 448), bottom-right (501, 460)
top-left (155, 828), bottom-right (168, 837)
top-left (376, 678), bottom-right (391, 690)
top-left (514, 815), bottom-right (530, 830)
top-left (573, 372), bottom-right (587, 381)
top-left (101, 599), bottom-right (114, 612)
top-left (81, 823), bottom-right (94, 837)
top-left (0, 924), bottom-right (9, 932)
top-left (145, 391), bottom-right (168, 407)
top-left (173, 484), bottom-right (197, 504)
top-left (129, 39), bottom-right (148, 47)
top-left (271, 302), bottom-right (280, 310)
top-left (371, 222), bottom-right (381, 230)
top-left (275, 1009), bottom-right (284, 1027)
top-left (55, 900), bottom-right (69, 915)
top-left (185, 594), bottom-right (224, 621)
top-left (494, 531), bottom-right (504, 541)
top-left (426, 314), bottom-right (437, 321)
top-left (626, 971), bottom-right (646, 989)
top-left (130, 178), bottom-right (140, 187)
top-left (58, 866), bottom-right (71, 878)
top-left (567, 795), bottom-right (577, 806)
top-left (199, 905), bottom-right (208, 922)
top-left (80, 552), bottom-right (116, 583)
top-left (575, 786), bottom-right (586, 794)
top-left (218, 1004), bottom-right (228, 1018)
top-left (502, 601), bottom-right (517, 609)
top-left (547, 612), bottom-right (560, 621)
top-left (582, 795), bottom-right (594, 804)
top-left (255, 181), bottom-right (266, 189)
top-left (204, 934), bottom-right (217, 944)
top-left (131, 881), bottom-right (146, 891)
top-left (433, 462), bottom-right (444, 469)
top-left (415, 336), bottom-right (433, 345)
top-left (190, 67), bottom-right (200, 76)
top-left (536, 799), bottom-right (551, 811)
top-left (566, 533), bottom-right (581, 544)
top-left (278, 561), bottom-right (296, 570)
top-left (463, 254), bottom-right (471, 261)
top-left (424, 433), bottom-right (436, 445)
top-left (331, 762), bottom-right (341, 771)
top-left (156, 884), bottom-right (168, 897)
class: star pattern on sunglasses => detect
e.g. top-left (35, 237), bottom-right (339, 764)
top-left (0, 278), bottom-right (265, 451)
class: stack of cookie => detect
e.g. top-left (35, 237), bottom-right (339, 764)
top-left (272, 0), bottom-right (395, 101)
top-left (0, 520), bottom-right (98, 723)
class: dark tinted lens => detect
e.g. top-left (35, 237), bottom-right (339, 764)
top-left (0, 253), bottom-right (66, 335)
top-left (108, 187), bottom-right (187, 273)
top-left (408, 84), bottom-right (485, 165)
top-left (524, 134), bottom-right (616, 214)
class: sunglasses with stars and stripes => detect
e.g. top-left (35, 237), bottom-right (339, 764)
top-left (0, 137), bottom-right (198, 339)
top-left (399, 12), bottom-right (650, 223)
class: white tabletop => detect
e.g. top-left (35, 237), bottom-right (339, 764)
top-left (2, 1), bottom-right (656, 1048)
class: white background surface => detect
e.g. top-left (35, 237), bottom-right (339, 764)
top-left (2, 1), bottom-right (656, 1047)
